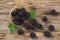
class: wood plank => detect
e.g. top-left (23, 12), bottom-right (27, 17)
top-left (0, 0), bottom-right (60, 40)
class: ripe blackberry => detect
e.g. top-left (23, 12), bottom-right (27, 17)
top-left (48, 25), bottom-right (55, 31)
top-left (30, 32), bottom-right (36, 38)
top-left (49, 9), bottom-right (57, 15)
top-left (30, 25), bottom-right (36, 30)
top-left (25, 24), bottom-right (36, 30)
top-left (24, 24), bottom-right (31, 30)
top-left (29, 19), bottom-right (37, 25)
top-left (36, 23), bottom-right (43, 30)
top-left (20, 8), bottom-right (27, 14)
top-left (16, 8), bottom-right (26, 16)
top-left (13, 15), bottom-right (25, 25)
top-left (25, 12), bottom-right (31, 20)
top-left (17, 29), bottom-right (24, 35)
top-left (11, 10), bottom-right (18, 17)
top-left (42, 16), bottom-right (48, 22)
top-left (12, 20), bottom-right (21, 25)
top-left (44, 31), bottom-right (51, 37)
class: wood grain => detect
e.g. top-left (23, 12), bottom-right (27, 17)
top-left (0, 0), bottom-right (60, 40)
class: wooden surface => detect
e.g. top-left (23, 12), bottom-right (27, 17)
top-left (0, 0), bottom-right (60, 40)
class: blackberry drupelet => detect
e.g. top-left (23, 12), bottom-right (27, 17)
top-left (42, 16), bottom-right (48, 22)
top-left (48, 25), bottom-right (55, 31)
top-left (44, 31), bottom-right (51, 37)
top-left (17, 29), bottom-right (24, 35)
top-left (30, 32), bottom-right (36, 38)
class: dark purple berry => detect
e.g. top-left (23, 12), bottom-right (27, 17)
top-left (25, 12), bottom-right (31, 20)
top-left (17, 29), bottom-right (24, 35)
top-left (12, 20), bottom-right (21, 25)
top-left (48, 25), bottom-right (55, 31)
top-left (36, 24), bottom-right (43, 30)
top-left (16, 8), bottom-right (26, 16)
top-left (11, 11), bottom-right (18, 17)
top-left (30, 32), bottom-right (36, 38)
top-left (29, 19), bottom-right (37, 25)
top-left (42, 16), bottom-right (48, 22)
top-left (24, 24), bottom-right (31, 30)
top-left (44, 31), bottom-right (51, 37)
top-left (49, 9), bottom-right (57, 15)
top-left (13, 15), bottom-right (25, 25)
top-left (18, 8), bottom-right (27, 14)
top-left (25, 24), bottom-right (36, 30)
top-left (30, 25), bottom-right (36, 30)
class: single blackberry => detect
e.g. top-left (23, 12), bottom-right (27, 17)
top-left (19, 8), bottom-right (27, 14)
top-left (16, 8), bottom-right (26, 16)
top-left (18, 11), bottom-right (24, 16)
top-left (17, 29), bottom-right (24, 35)
top-left (30, 24), bottom-right (36, 30)
top-left (49, 9), bottom-right (57, 15)
top-left (36, 23), bottom-right (43, 30)
top-left (30, 32), bottom-right (36, 38)
top-left (12, 20), bottom-right (21, 25)
top-left (24, 24), bottom-right (31, 30)
top-left (13, 15), bottom-right (25, 25)
top-left (25, 12), bottom-right (31, 20)
top-left (44, 31), bottom-right (51, 37)
top-left (25, 24), bottom-right (36, 30)
top-left (42, 16), bottom-right (48, 22)
top-left (29, 19), bottom-right (37, 25)
top-left (11, 10), bottom-right (18, 17)
top-left (48, 25), bottom-right (55, 31)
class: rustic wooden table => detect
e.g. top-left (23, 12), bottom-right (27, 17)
top-left (0, 0), bottom-right (60, 40)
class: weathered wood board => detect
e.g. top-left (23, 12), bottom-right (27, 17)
top-left (0, 0), bottom-right (60, 40)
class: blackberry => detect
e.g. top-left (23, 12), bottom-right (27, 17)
top-left (36, 24), bottom-right (43, 30)
top-left (25, 12), bottom-right (31, 20)
top-left (16, 8), bottom-right (26, 16)
top-left (44, 31), bottom-right (51, 37)
top-left (24, 24), bottom-right (31, 30)
top-left (30, 32), bottom-right (36, 38)
top-left (29, 19), bottom-right (37, 25)
top-left (17, 8), bottom-right (27, 14)
top-left (42, 16), bottom-right (48, 22)
top-left (18, 11), bottom-right (24, 16)
top-left (25, 24), bottom-right (36, 30)
top-left (49, 9), bottom-right (57, 15)
top-left (11, 10), bottom-right (18, 17)
top-left (13, 15), bottom-right (25, 25)
top-left (12, 20), bottom-right (21, 25)
top-left (30, 25), bottom-right (36, 30)
top-left (48, 25), bottom-right (55, 31)
top-left (17, 29), bottom-right (24, 35)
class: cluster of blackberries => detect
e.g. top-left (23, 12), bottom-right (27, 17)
top-left (41, 16), bottom-right (55, 37)
top-left (16, 19), bottom-right (43, 38)
top-left (41, 9), bottom-right (57, 37)
top-left (11, 8), bottom-right (56, 38)
top-left (24, 19), bottom-right (43, 30)
top-left (11, 8), bottom-right (30, 25)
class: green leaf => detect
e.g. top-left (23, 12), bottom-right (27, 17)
top-left (29, 9), bottom-right (37, 19)
top-left (8, 23), bottom-right (16, 34)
